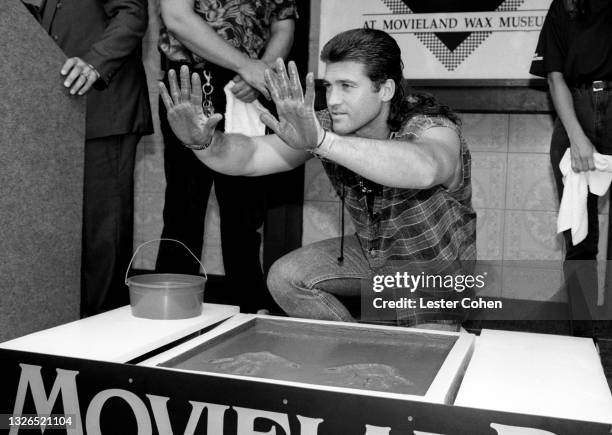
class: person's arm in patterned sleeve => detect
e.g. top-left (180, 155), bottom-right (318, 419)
top-left (161, 0), bottom-right (271, 99)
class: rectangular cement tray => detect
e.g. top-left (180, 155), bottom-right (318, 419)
top-left (141, 314), bottom-right (475, 404)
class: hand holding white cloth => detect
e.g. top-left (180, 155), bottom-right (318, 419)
top-left (223, 81), bottom-right (268, 135)
top-left (557, 149), bottom-right (612, 245)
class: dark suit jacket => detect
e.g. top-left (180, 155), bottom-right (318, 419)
top-left (40, 0), bottom-right (153, 139)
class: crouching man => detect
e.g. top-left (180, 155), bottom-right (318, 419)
top-left (160, 29), bottom-right (476, 328)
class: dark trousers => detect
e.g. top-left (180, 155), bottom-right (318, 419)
top-left (550, 86), bottom-right (612, 335)
top-left (156, 63), bottom-right (276, 313)
top-left (81, 134), bottom-right (139, 317)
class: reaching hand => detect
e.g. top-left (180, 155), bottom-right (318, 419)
top-left (259, 59), bottom-right (323, 152)
top-left (570, 133), bottom-right (596, 172)
top-left (60, 57), bottom-right (100, 95)
top-left (231, 75), bottom-right (259, 103)
top-left (159, 66), bottom-right (223, 149)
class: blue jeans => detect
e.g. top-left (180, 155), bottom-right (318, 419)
top-left (550, 85), bottom-right (612, 330)
top-left (267, 236), bottom-right (366, 322)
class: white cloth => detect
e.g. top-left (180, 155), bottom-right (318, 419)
top-left (223, 81), bottom-right (267, 135)
top-left (557, 149), bottom-right (612, 244)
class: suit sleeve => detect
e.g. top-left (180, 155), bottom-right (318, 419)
top-left (83, 0), bottom-right (149, 89)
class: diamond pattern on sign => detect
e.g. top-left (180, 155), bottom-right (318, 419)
top-left (497, 0), bottom-right (525, 11)
top-left (380, 0), bottom-right (412, 14)
top-left (378, 0), bottom-right (527, 71)
top-left (415, 31), bottom-right (491, 71)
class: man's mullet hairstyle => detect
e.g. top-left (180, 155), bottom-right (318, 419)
top-left (320, 28), bottom-right (459, 131)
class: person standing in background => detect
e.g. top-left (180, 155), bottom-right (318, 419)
top-left (532, 0), bottom-right (612, 336)
top-left (33, 0), bottom-right (153, 316)
top-left (156, 0), bottom-right (296, 313)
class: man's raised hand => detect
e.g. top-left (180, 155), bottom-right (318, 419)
top-left (260, 59), bottom-right (324, 152)
top-left (159, 66), bottom-right (223, 149)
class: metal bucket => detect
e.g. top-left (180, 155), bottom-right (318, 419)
top-left (125, 239), bottom-right (207, 320)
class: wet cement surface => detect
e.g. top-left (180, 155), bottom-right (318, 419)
top-left (160, 319), bottom-right (457, 395)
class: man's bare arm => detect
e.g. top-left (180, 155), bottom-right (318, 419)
top-left (315, 127), bottom-right (461, 190)
top-left (161, 0), bottom-right (270, 98)
top-left (200, 131), bottom-right (310, 176)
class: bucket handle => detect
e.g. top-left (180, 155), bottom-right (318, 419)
top-left (125, 238), bottom-right (208, 285)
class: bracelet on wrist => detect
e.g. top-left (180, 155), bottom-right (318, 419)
top-left (183, 133), bottom-right (215, 151)
top-left (310, 129), bottom-right (334, 158)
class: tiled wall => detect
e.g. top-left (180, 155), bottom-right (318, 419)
top-left (468, 113), bottom-right (608, 302)
top-left (133, 4), bottom-right (607, 303)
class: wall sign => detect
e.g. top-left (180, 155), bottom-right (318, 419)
top-left (1, 349), bottom-right (609, 434)
top-left (318, 0), bottom-right (553, 80)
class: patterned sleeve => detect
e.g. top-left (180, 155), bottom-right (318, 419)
top-left (396, 114), bottom-right (460, 140)
top-left (272, 0), bottom-right (298, 20)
